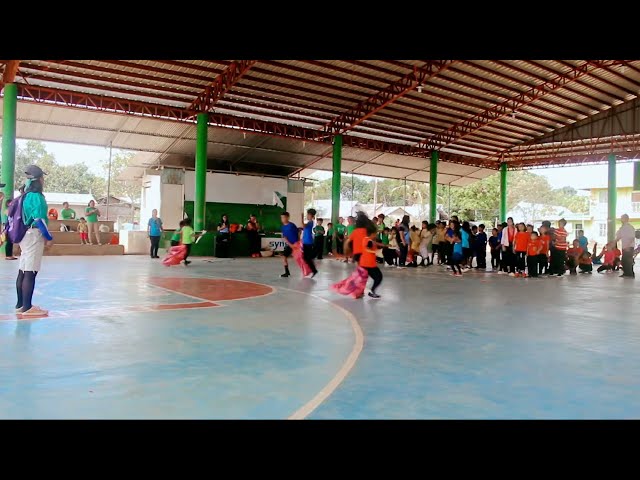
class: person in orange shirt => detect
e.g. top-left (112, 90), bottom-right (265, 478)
top-left (360, 229), bottom-right (383, 299)
top-left (597, 241), bottom-right (622, 273)
top-left (513, 222), bottom-right (529, 277)
top-left (348, 212), bottom-right (370, 265)
top-left (550, 218), bottom-right (569, 276)
top-left (538, 224), bottom-right (551, 276)
top-left (526, 231), bottom-right (542, 277)
top-left (566, 239), bottom-right (583, 275)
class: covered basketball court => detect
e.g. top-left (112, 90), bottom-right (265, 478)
top-left (1, 60), bottom-right (640, 419)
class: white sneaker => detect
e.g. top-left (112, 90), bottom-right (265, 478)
top-left (509, 273), bottom-right (516, 277)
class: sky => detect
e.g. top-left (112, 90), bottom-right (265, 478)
top-left (18, 139), bottom-right (634, 190)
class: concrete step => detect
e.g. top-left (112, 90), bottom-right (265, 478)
top-left (14, 244), bottom-right (125, 256)
top-left (50, 231), bottom-right (116, 244)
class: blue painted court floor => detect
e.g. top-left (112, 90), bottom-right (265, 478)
top-left (1, 255), bottom-right (639, 419)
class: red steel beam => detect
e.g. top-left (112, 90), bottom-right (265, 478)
top-left (321, 61), bottom-right (455, 136)
top-left (188, 60), bottom-right (256, 113)
top-left (526, 60), bottom-right (626, 103)
top-left (507, 150), bottom-right (640, 169)
top-left (417, 60), bottom-right (619, 151)
top-left (5, 82), bottom-right (499, 170)
top-left (2, 60), bottom-right (20, 85)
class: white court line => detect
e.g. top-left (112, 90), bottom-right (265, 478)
top-left (279, 287), bottom-right (364, 421)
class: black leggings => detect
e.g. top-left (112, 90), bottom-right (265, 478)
top-left (314, 235), bottom-right (325, 259)
top-left (16, 270), bottom-right (38, 311)
top-left (6, 238), bottom-right (14, 257)
top-left (149, 235), bottom-right (161, 257)
top-left (184, 244), bottom-right (192, 262)
top-left (515, 251), bottom-right (526, 273)
top-left (502, 245), bottom-right (516, 273)
top-left (303, 244), bottom-right (318, 274)
top-left (365, 266), bottom-right (383, 293)
top-left (398, 244), bottom-right (408, 266)
top-left (491, 249), bottom-right (500, 269)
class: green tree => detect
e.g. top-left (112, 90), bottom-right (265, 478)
top-left (97, 152), bottom-right (140, 202)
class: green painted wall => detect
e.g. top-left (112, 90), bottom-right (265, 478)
top-left (184, 201), bottom-right (285, 233)
top-left (159, 201), bottom-right (285, 257)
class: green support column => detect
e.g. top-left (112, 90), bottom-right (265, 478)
top-left (331, 134), bottom-right (342, 227)
top-left (194, 112), bottom-right (208, 232)
top-left (429, 150), bottom-right (438, 223)
top-left (607, 153), bottom-right (617, 242)
top-left (499, 162), bottom-right (507, 223)
top-left (1, 83), bottom-right (18, 220)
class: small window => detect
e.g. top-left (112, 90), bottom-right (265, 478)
top-left (575, 223), bottom-right (583, 231)
top-left (632, 192), bottom-right (640, 202)
top-left (598, 191), bottom-right (608, 204)
top-left (599, 223), bottom-right (607, 237)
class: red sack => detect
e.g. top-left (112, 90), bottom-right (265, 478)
top-left (331, 266), bottom-right (368, 299)
top-left (291, 242), bottom-right (312, 276)
top-left (163, 245), bottom-right (187, 266)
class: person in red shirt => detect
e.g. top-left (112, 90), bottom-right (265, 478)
top-left (513, 222), bottom-right (529, 277)
top-left (360, 229), bottom-right (383, 299)
top-left (550, 218), bottom-right (569, 276)
top-left (578, 250), bottom-right (593, 274)
top-left (526, 231), bottom-right (542, 277)
top-left (597, 241), bottom-right (622, 273)
top-left (566, 239), bottom-right (583, 275)
top-left (538, 224), bottom-right (551, 275)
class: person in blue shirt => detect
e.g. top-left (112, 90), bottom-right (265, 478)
top-left (449, 231), bottom-right (464, 276)
top-left (301, 208), bottom-right (319, 278)
top-left (577, 229), bottom-right (588, 252)
top-left (280, 211), bottom-right (299, 278)
top-left (147, 209), bottom-right (163, 259)
top-left (475, 223), bottom-right (488, 270)
top-left (460, 221), bottom-right (472, 269)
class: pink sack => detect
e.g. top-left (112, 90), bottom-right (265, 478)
top-left (292, 242), bottom-right (312, 276)
top-left (163, 245), bottom-right (187, 266)
top-left (331, 266), bottom-right (368, 299)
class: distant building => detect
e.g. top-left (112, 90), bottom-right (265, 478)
top-left (577, 175), bottom-right (640, 243)
top-left (96, 195), bottom-right (140, 225)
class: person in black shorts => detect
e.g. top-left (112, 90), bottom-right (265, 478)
top-left (280, 212), bottom-right (299, 278)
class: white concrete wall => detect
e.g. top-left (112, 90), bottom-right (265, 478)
top-left (140, 173), bottom-right (161, 232)
top-left (160, 183), bottom-right (184, 230)
top-left (184, 171), bottom-right (287, 205)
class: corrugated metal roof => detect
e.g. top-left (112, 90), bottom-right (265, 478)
top-left (3, 59), bottom-right (640, 174)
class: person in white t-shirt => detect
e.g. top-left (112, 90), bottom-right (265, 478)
top-left (615, 213), bottom-right (636, 278)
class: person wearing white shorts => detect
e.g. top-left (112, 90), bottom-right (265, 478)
top-left (15, 165), bottom-right (51, 317)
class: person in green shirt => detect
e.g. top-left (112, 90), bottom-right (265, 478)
top-left (16, 165), bottom-right (52, 318)
top-left (180, 218), bottom-right (195, 265)
top-left (343, 216), bottom-right (356, 263)
top-left (326, 222), bottom-right (334, 256)
top-left (85, 200), bottom-right (101, 245)
top-left (377, 213), bottom-right (386, 232)
top-left (334, 217), bottom-right (346, 255)
top-left (60, 202), bottom-right (76, 220)
top-left (313, 217), bottom-right (326, 260)
top-left (171, 220), bottom-right (183, 246)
